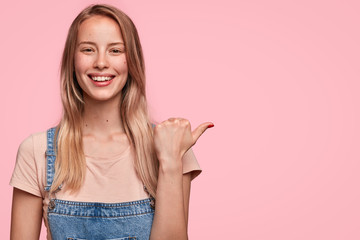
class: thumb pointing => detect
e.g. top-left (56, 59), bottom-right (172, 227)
top-left (192, 122), bottom-right (214, 143)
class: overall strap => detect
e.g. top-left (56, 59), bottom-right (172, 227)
top-left (44, 127), bottom-right (57, 192)
top-left (143, 122), bottom-right (157, 209)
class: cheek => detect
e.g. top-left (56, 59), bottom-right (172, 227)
top-left (73, 55), bottom-right (89, 90)
top-left (123, 62), bottom-right (128, 73)
top-left (74, 54), bottom-right (84, 74)
top-left (74, 53), bottom-right (93, 73)
top-left (114, 58), bottom-right (128, 73)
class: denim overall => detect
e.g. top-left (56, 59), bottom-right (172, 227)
top-left (45, 127), bottom-right (155, 240)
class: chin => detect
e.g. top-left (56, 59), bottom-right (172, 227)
top-left (89, 93), bottom-right (120, 102)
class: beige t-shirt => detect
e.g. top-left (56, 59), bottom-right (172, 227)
top-left (10, 130), bottom-right (201, 239)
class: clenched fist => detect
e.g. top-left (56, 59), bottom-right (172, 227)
top-left (153, 118), bottom-right (214, 166)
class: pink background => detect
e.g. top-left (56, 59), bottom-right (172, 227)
top-left (1, 0), bottom-right (359, 239)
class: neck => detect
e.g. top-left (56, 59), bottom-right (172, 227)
top-left (82, 94), bottom-right (124, 137)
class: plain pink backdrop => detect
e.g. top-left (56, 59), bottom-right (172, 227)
top-left (1, 0), bottom-right (360, 239)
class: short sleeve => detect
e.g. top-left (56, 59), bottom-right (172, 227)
top-left (9, 135), bottom-right (42, 197)
top-left (182, 148), bottom-right (202, 180)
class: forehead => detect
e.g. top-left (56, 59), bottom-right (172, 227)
top-left (77, 15), bottom-right (123, 42)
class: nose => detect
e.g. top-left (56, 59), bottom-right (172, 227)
top-left (93, 51), bottom-right (109, 69)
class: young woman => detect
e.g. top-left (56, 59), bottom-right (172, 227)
top-left (10, 4), bottom-right (213, 240)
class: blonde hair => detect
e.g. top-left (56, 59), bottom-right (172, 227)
top-left (51, 4), bottom-right (159, 198)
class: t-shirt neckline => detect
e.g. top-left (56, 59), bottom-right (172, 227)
top-left (84, 145), bottom-right (131, 161)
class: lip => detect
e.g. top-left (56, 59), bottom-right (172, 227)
top-left (87, 74), bottom-right (114, 87)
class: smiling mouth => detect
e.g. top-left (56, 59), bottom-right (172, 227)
top-left (88, 75), bottom-right (115, 82)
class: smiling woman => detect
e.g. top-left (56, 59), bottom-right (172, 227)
top-left (10, 4), bottom-right (213, 240)
top-left (74, 16), bottom-right (128, 100)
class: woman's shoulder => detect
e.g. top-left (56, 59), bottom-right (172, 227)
top-left (18, 129), bottom-right (51, 157)
top-left (11, 129), bottom-right (50, 198)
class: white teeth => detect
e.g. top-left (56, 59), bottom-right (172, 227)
top-left (91, 76), bottom-right (113, 81)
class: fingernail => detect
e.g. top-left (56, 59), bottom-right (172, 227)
top-left (207, 123), bottom-right (214, 128)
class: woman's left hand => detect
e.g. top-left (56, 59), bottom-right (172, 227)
top-left (153, 118), bottom-right (213, 166)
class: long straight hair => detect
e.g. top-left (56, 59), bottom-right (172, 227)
top-left (51, 4), bottom-right (159, 198)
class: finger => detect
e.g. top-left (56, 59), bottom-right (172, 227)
top-left (192, 122), bottom-right (214, 143)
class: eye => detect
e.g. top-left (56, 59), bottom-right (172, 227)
top-left (110, 48), bottom-right (124, 54)
top-left (81, 48), bottom-right (94, 53)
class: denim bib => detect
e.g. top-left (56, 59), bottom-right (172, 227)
top-left (44, 127), bottom-right (154, 240)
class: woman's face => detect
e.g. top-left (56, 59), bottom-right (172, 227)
top-left (74, 15), bottom-right (128, 102)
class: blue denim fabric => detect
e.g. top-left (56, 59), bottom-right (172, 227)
top-left (45, 127), bottom-right (154, 240)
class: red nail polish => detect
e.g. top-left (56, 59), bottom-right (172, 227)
top-left (208, 124), bottom-right (214, 128)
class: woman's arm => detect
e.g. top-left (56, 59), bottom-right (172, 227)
top-left (150, 118), bottom-right (212, 240)
top-left (150, 161), bottom-right (190, 240)
top-left (10, 188), bottom-right (43, 240)
top-left (182, 172), bottom-right (192, 227)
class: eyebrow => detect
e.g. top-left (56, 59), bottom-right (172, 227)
top-left (78, 41), bottom-right (125, 46)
